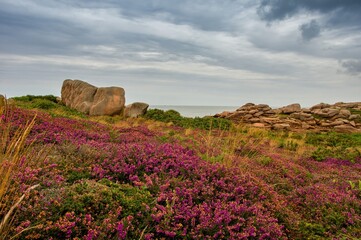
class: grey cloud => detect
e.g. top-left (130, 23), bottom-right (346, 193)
top-left (341, 59), bottom-right (361, 75)
top-left (257, 0), bottom-right (361, 22)
top-left (257, 0), bottom-right (361, 40)
top-left (299, 20), bottom-right (321, 41)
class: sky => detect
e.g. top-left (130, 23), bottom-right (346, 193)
top-left (0, 0), bottom-right (360, 107)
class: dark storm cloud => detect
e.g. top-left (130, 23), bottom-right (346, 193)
top-left (299, 20), bottom-right (321, 41)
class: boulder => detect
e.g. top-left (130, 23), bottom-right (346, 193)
top-left (272, 123), bottom-right (290, 130)
top-left (124, 102), bottom-right (149, 118)
top-left (89, 87), bottom-right (125, 116)
top-left (61, 79), bottom-right (97, 114)
top-left (61, 79), bottom-right (125, 116)
top-left (312, 108), bottom-right (339, 118)
top-left (214, 111), bottom-right (231, 118)
top-left (349, 114), bottom-right (360, 120)
top-left (290, 112), bottom-right (313, 121)
top-left (279, 103), bottom-right (301, 114)
top-left (310, 103), bottom-right (331, 110)
top-left (338, 109), bottom-right (351, 118)
top-left (334, 125), bottom-right (358, 133)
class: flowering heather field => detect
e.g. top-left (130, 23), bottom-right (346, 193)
top-left (1, 106), bottom-right (361, 239)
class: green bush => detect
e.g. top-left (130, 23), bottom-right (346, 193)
top-left (306, 132), bottom-right (361, 161)
top-left (31, 99), bottom-right (57, 109)
top-left (13, 95), bottom-right (58, 103)
top-left (144, 109), bottom-right (232, 130)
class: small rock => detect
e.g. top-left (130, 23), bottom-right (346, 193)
top-left (252, 123), bottom-right (266, 128)
top-left (254, 111), bottom-right (264, 117)
top-left (249, 109), bottom-right (258, 114)
top-left (310, 103), bottom-right (331, 110)
top-left (249, 118), bottom-right (261, 123)
top-left (334, 125), bottom-right (356, 133)
top-left (302, 108), bottom-right (311, 113)
top-left (290, 112), bottom-right (313, 121)
top-left (329, 120), bottom-right (344, 126)
top-left (350, 121), bottom-right (356, 127)
top-left (124, 102), bottom-right (149, 118)
top-left (272, 123), bottom-right (290, 130)
top-left (338, 109), bottom-right (351, 118)
top-left (349, 114), bottom-right (360, 120)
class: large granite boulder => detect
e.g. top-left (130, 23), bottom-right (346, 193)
top-left (61, 79), bottom-right (125, 116)
top-left (124, 102), bottom-right (149, 118)
top-left (61, 80), bottom-right (97, 114)
top-left (90, 87), bottom-right (125, 116)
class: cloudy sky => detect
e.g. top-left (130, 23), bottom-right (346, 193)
top-left (0, 0), bottom-right (360, 107)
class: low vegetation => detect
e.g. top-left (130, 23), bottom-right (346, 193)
top-left (144, 108), bottom-right (232, 130)
top-left (0, 95), bottom-right (360, 239)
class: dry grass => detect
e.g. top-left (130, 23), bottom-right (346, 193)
top-left (0, 98), bottom-right (39, 238)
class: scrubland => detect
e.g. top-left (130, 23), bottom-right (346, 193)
top-left (1, 96), bottom-right (361, 239)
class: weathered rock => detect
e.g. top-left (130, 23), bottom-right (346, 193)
top-left (124, 102), bottom-right (149, 118)
top-left (349, 114), bottom-right (360, 120)
top-left (249, 118), bottom-right (261, 123)
top-left (310, 103), bottom-right (331, 110)
top-left (252, 123), bottom-right (266, 128)
top-left (329, 120), bottom-right (344, 127)
top-left (279, 103), bottom-right (301, 114)
top-left (312, 108), bottom-right (339, 118)
top-left (249, 109), bottom-right (258, 114)
top-left (215, 101), bottom-right (361, 133)
top-left (338, 109), bottom-right (351, 118)
top-left (306, 120), bottom-right (317, 126)
top-left (302, 122), bottom-right (313, 129)
top-left (89, 87), bottom-right (125, 116)
top-left (272, 123), bottom-right (290, 130)
top-left (243, 114), bottom-right (253, 120)
top-left (290, 112), bottom-right (313, 121)
top-left (226, 111), bottom-right (245, 120)
top-left (254, 111), bottom-right (264, 117)
top-left (214, 111), bottom-right (231, 118)
top-left (334, 125), bottom-right (357, 133)
top-left (61, 79), bottom-right (125, 116)
top-left (334, 102), bottom-right (361, 108)
top-left (302, 108), bottom-right (311, 113)
top-left (260, 117), bottom-right (279, 124)
top-left (61, 79), bottom-right (97, 114)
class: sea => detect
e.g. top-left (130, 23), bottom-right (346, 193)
top-left (149, 105), bottom-right (238, 118)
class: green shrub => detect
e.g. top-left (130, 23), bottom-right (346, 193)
top-left (144, 109), bottom-right (232, 130)
top-left (31, 99), bottom-right (57, 109)
top-left (13, 95), bottom-right (58, 103)
top-left (306, 132), bottom-right (361, 161)
top-left (278, 140), bottom-right (299, 151)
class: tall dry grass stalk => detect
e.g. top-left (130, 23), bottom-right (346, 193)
top-left (0, 97), bottom-right (38, 238)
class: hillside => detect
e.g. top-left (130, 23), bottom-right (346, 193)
top-left (1, 96), bottom-right (361, 239)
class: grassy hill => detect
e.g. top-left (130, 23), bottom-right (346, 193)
top-left (1, 96), bottom-right (361, 239)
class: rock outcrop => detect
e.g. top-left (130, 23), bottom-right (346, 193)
top-left (124, 102), bottom-right (149, 118)
top-left (61, 79), bottom-right (125, 116)
top-left (215, 102), bottom-right (361, 133)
